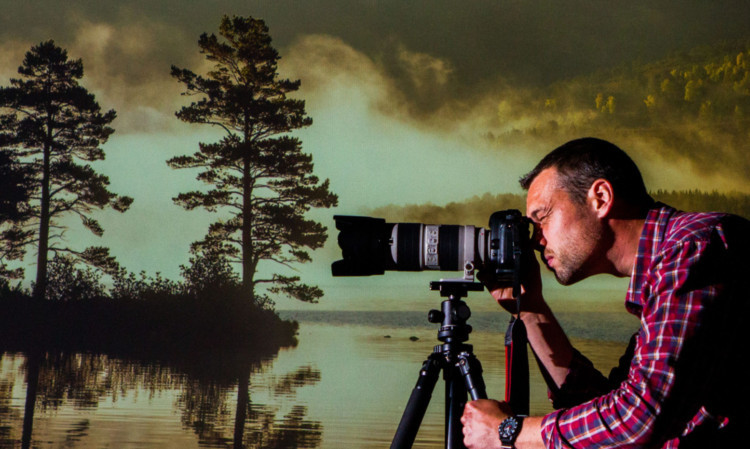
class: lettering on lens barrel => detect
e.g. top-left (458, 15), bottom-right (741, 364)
top-left (331, 209), bottom-right (531, 284)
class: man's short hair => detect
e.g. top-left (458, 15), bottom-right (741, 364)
top-left (520, 137), bottom-right (652, 207)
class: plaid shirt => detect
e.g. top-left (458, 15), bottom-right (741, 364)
top-left (539, 204), bottom-right (748, 448)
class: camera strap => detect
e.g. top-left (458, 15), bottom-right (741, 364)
top-left (504, 316), bottom-right (530, 415)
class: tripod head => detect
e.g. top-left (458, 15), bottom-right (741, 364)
top-left (429, 279), bottom-right (484, 298)
top-left (427, 280), bottom-right (483, 345)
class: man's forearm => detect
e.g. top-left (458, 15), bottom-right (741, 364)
top-left (516, 417), bottom-right (546, 449)
top-left (484, 263), bottom-right (575, 389)
top-left (461, 402), bottom-right (548, 449)
top-left (519, 302), bottom-right (574, 389)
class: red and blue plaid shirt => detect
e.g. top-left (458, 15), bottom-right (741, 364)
top-left (539, 204), bottom-right (748, 448)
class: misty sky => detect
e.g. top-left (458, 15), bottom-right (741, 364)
top-left (1, 1), bottom-right (749, 308)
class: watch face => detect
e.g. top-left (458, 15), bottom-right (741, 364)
top-left (499, 417), bottom-right (519, 442)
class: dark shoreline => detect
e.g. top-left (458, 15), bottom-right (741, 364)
top-left (0, 294), bottom-right (299, 365)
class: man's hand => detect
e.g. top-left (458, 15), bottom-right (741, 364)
top-left (461, 399), bottom-right (513, 449)
top-left (478, 250), bottom-right (544, 314)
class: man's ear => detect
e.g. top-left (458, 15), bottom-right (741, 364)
top-left (588, 179), bottom-right (614, 218)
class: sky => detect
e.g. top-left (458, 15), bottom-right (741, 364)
top-left (1, 0), bottom-right (749, 309)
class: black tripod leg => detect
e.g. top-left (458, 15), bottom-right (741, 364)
top-left (441, 351), bottom-right (489, 449)
top-left (391, 354), bottom-right (442, 449)
top-left (457, 351), bottom-right (488, 400)
top-left (444, 363), bottom-right (468, 449)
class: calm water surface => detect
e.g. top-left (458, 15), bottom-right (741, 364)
top-left (0, 309), bottom-right (635, 448)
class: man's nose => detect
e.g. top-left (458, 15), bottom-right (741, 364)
top-left (531, 225), bottom-right (546, 250)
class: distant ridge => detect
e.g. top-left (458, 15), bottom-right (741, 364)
top-left (368, 190), bottom-right (750, 224)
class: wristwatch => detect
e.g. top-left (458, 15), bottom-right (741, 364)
top-left (498, 415), bottom-right (524, 449)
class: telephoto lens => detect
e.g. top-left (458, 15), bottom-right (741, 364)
top-left (331, 215), bottom-right (487, 276)
top-left (331, 210), bottom-right (530, 278)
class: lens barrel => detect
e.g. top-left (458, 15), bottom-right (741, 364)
top-left (332, 215), bottom-right (489, 276)
top-left (331, 211), bottom-right (529, 276)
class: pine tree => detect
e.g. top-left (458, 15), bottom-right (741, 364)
top-left (0, 149), bottom-right (32, 280)
top-left (168, 16), bottom-right (338, 305)
top-left (0, 41), bottom-right (132, 299)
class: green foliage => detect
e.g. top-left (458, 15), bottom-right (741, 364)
top-left (168, 16), bottom-right (337, 304)
top-left (0, 40), bottom-right (132, 298)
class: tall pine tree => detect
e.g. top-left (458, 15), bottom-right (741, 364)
top-left (0, 41), bottom-right (132, 299)
top-left (169, 16), bottom-right (337, 305)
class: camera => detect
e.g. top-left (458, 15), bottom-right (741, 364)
top-left (331, 209), bottom-right (531, 283)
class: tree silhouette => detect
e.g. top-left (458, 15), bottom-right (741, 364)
top-left (0, 41), bottom-right (132, 299)
top-left (0, 149), bottom-right (32, 280)
top-left (168, 16), bottom-right (337, 305)
top-left (179, 245), bottom-right (240, 298)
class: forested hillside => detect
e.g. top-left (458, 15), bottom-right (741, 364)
top-left (369, 190), bottom-right (750, 225)
top-left (493, 39), bottom-right (750, 183)
top-left (376, 41), bottom-right (750, 227)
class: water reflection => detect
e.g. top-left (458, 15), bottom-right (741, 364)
top-left (1, 316), bottom-right (633, 448)
top-left (0, 350), bottom-right (322, 448)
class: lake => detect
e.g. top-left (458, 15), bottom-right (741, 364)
top-left (0, 307), bottom-right (637, 448)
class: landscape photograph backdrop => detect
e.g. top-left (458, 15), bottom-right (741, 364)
top-left (1, 2), bottom-right (750, 448)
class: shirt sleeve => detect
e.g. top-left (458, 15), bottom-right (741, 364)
top-left (540, 238), bottom-right (722, 448)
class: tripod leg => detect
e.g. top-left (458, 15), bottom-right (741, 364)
top-left (391, 353), bottom-right (442, 449)
top-left (457, 351), bottom-right (488, 400)
top-left (443, 351), bottom-right (489, 449)
top-left (444, 363), bottom-right (468, 449)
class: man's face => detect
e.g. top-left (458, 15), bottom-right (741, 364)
top-left (525, 168), bottom-right (603, 285)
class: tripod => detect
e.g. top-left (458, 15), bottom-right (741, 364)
top-left (390, 280), bottom-right (488, 449)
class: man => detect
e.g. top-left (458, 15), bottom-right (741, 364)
top-left (461, 138), bottom-right (748, 448)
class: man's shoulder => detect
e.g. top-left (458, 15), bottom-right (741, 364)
top-left (659, 205), bottom-right (749, 248)
top-left (665, 210), bottom-right (726, 240)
